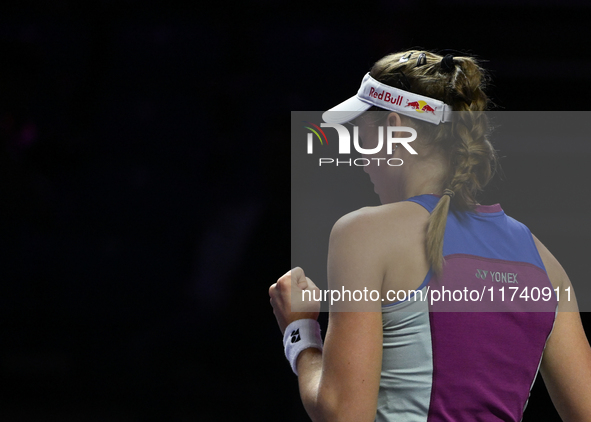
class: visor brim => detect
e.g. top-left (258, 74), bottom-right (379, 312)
top-left (322, 96), bottom-right (373, 124)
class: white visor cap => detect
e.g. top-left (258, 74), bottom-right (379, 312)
top-left (322, 73), bottom-right (453, 125)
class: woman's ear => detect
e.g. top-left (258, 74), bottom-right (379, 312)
top-left (387, 112), bottom-right (403, 131)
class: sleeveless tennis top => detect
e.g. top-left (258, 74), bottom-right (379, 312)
top-left (376, 194), bottom-right (557, 422)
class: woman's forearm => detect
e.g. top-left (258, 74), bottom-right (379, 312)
top-left (297, 348), bottom-right (330, 422)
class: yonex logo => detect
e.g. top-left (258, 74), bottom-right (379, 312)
top-left (475, 269), bottom-right (519, 283)
top-left (475, 269), bottom-right (488, 279)
top-left (290, 329), bottom-right (301, 343)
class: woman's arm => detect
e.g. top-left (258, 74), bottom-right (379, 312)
top-left (270, 207), bottom-right (387, 421)
top-left (297, 311), bottom-right (383, 422)
top-left (533, 235), bottom-right (591, 421)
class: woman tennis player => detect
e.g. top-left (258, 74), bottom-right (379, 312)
top-left (269, 50), bottom-right (591, 421)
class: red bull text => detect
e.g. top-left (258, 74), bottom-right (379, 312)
top-left (368, 87), bottom-right (403, 106)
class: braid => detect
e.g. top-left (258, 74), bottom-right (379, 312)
top-left (428, 59), bottom-right (496, 275)
top-left (370, 50), bottom-right (497, 275)
top-left (448, 110), bottom-right (494, 210)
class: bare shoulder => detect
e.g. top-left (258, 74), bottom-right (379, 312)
top-left (330, 201), bottom-right (430, 242)
top-left (328, 201), bottom-right (431, 296)
top-left (531, 234), bottom-right (568, 291)
top-left (535, 232), bottom-right (591, 420)
top-left (532, 233), bottom-right (578, 312)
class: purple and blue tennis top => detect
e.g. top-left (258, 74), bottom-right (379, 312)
top-left (376, 194), bottom-right (557, 421)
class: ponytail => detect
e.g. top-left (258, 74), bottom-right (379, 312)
top-left (370, 50), bottom-right (497, 275)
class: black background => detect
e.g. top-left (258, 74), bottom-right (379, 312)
top-left (0, 1), bottom-right (589, 420)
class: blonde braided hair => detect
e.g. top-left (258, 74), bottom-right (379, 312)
top-left (369, 50), bottom-right (497, 275)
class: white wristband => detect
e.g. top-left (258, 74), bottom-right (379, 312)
top-left (283, 319), bottom-right (323, 376)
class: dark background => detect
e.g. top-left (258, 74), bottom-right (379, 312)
top-left (0, 1), bottom-right (589, 420)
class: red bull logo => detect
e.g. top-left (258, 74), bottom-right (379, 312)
top-left (368, 87), bottom-right (403, 106)
top-left (421, 104), bottom-right (435, 114)
top-left (405, 100), bottom-right (436, 115)
top-left (366, 85), bottom-right (437, 116)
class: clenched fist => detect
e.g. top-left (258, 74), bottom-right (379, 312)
top-left (269, 267), bottom-right (321, 334)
